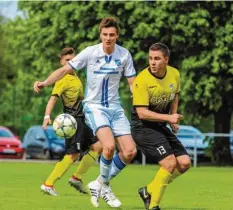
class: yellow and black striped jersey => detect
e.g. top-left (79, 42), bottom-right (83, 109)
top-left (51, 74), bottom-right (84, 116)
top-left (133, 65), bottom-right (180, 115)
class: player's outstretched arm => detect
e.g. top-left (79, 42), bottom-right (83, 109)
top-left (42, 96), bottom-right (58, 130)
top-left (33, 64), bottom-right (74, 93)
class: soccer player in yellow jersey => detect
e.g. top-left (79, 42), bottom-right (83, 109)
top-left (131, 43), bottom-right (191, 210)
top-left (41, 48), bottom-right (102, 196)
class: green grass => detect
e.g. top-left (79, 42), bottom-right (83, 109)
top-left (0, 162), bottom-right (232, 210)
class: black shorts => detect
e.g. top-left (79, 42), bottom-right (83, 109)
top-left (65, 116), bottom-right (98, 154)
top-left (131, 123), bottom-right (188, 163)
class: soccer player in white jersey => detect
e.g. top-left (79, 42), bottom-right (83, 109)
top-left (34, 17), bottom-right (137, 208)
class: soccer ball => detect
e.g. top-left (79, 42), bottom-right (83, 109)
top-left (53, 113), bottom-right (77, 138)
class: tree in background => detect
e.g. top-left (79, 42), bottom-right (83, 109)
top-left (0, 16), bottom-right (14, 91)
top-left (0, 15), bottom-right (18, 129)
top-left (174, 2), bottom-right (233, 165)
top-left (1, 1), bottom-right (232, 164)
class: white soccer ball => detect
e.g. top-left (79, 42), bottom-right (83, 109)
top-left (53, 113), bottom-right (77, 138)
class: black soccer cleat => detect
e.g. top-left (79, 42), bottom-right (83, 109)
top-left (138, 186), bottom-right (151, 210)
top-left (150, 206), bottom-right (160, 210)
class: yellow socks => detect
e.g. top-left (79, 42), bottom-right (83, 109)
top-left (169, 168), bottom-right (181, 184)
top-left (73, 150), bottom-right (99, 180)
top-left (147, 167), bottom-right (172, 209)
top-left (44, 150), bottom-right (99, 186)
top-left (45, 155), bottom-right (73, 186)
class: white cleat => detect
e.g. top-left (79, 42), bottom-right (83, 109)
top-left (87, 180), bottom-right (102, 208)
top-left (101, 185), bottom-right (122, 208)
top-left (40, 184), bottom-right (58, 196)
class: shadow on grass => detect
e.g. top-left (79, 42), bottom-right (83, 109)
top-left (163, 208), bottom-right (207, 210)
top-left (131, 207), bottom-right (207, 210)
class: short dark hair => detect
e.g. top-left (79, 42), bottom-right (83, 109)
top-left (99, 17), bottom-right (120, 34)
top-left (59, 47), bottom-right (75, 59)
top-left (149, 43), bottom-right (170, 57)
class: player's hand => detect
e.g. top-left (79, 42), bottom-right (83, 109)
top-left (42, 118), bottom-right (52, 130)
top-left (168, 113), bottom-right (183, 124)
top-left (170, 123), bottom-right (179, 134)
top-left (33, 81), bottom-right (46, 93)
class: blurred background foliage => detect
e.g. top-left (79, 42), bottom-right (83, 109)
top-left (0, 1), bottom-right (232, 164)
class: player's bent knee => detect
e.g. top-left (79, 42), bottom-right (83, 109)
top-left (91, 142), bottom-right (103, 154)
top-left (159, 155), bottom-right (177, 173)
top-left (123, 148), bottom-right (137, 162)
top-left (132, 147), bottom-right (137, 158)
top-left (121, 144), bottom-right (137, 160)
top-left (178, 156), bottom-right (191, 173)
top-left (103, 145), bottom-right (115, 158)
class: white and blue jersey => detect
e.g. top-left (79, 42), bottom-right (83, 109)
top-left (68, 43), bottom-right (136, 136)
top-left (68, 43), bottom-right (136, 106)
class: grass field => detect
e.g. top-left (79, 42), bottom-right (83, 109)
top-left (0, 162), bottom-right (232, 210)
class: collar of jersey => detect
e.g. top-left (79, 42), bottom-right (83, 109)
top-left (148, 67), bottom-right (167, 80)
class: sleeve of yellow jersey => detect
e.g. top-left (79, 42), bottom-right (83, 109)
top-left (133, 75), bottom-right (149, 106)
top-left (51, 78), bottom-right (66, 97)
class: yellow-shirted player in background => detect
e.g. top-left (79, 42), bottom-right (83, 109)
top-left (41, 48), bottom-right (102, 196)
top-left (131, 43), bottom-right (191, 210)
